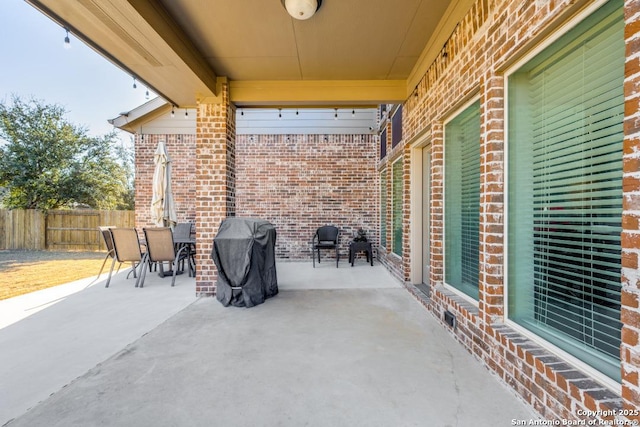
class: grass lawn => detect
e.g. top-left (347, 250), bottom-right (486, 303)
top-left (0, 251), bottom-right (107, 300)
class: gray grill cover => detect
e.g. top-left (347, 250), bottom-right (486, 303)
top-left (211, 218), bottom-right (278, 307)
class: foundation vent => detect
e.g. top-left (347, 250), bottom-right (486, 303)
top-left (444, 310), bottom-right (456, 329)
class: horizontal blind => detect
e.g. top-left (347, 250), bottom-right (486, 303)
top-left (508, 0), bottom-right (623, 380)
top-left (445, 101), bottom-right (480, 299)
top-left (460, 109), bottom-right (481, 291)
top-left (380, 169), bottom-right (387, 248)
top-left (392, 106), bottom-right (403, 148)
top-left (392, 160), bottom-right (403, 256)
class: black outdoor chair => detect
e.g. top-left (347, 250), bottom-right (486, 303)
top-left (312, 225), bottom-right (340, 268)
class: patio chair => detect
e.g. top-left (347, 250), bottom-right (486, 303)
top-left (139, 227), bottom-right (190, 287)
top-left (96, 226), bottom-right (115, 278)
top-left (173, 222), bottom-right (196, 276)
top-left (105, 227), bottom-right (144, 288)
top-left (312, 225), bottom-right (340, 268)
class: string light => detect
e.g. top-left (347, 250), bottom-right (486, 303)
top-left (185, 109), bottom-right (189, 118)
top-left (171, 105), bottom-right (175, 118)
top-left (334, 108), bottom-right (338, 120)
top-left (278, 108), bottom-right (282, 119)
top-left (63, 28), bottom-right (71, 49)
top-left (132, 77), bottom-right (137, 89)
top-left (351, 109), bottom-right (355, 117)
top-left (145, 88), bottom-right (150, 99)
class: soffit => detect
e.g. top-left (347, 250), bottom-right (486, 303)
top-left (161, 0), bottom-right (449, 81)
top-left (26, 0), bottom-right (473, 107)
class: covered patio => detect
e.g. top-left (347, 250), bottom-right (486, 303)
top-left (0, 262), bottom-right (537, 426)
top-left (20, 0), bottom-right (640, 421)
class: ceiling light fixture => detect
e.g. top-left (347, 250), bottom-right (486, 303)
top-left (281, 0), bottom-right (322, 20)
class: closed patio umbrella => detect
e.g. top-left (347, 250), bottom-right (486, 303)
top-left (151, 141), bottom-right (177, 227)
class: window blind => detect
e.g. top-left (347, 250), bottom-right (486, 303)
top-left (392, 159), bottom-right (403, 256)
top-left (508, 0), bottom-right (623, 381)
top-left (445, 100), bottom-right (481, 300)
top-left (392, 106), bottom-right (403, 148)
top-left (380, 169), bottom-right (388, 248)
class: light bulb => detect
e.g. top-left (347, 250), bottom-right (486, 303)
top-left (63, 29), bottom-right (71, 49)
top-left (284, 0), bottom-right (318, 20)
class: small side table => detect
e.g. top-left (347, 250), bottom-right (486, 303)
top-left (349, 241), bottom-right (373, 267)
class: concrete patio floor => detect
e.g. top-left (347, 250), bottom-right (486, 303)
top-left (0, 260), bottom-right (540, 426)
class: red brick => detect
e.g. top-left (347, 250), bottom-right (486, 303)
top-left (622, 290), bottom-right (640, 309)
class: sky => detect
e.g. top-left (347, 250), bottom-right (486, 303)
top-left (0, 0), bottom-right (156, 146)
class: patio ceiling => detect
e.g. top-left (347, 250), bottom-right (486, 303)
top-left (26, 0), bottom-right (474, 108)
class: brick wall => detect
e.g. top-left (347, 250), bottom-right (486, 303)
top-left (134, 133), bottom-right (196, 228)
top-left (236, 134), bottom-right (379, 260)
top-left (194, 82), bottom-right (236, 296)
top-left (622, 0), bottom-right (640, 417)
top-left (380, 0), bottom-right (640, 422)
top-left (135, 128), bottom-right (378, 286)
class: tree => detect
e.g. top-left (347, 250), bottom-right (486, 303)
top-left (0, 95), bottom-right (134, 210)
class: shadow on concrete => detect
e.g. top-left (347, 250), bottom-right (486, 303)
top-left (1, 261), bottom-right (538, 426)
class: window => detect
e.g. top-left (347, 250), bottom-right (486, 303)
top-left (380, 169), bottom-right (388, 249)
top-left (445, 100), bottom-right (481, 300)
top-left (392, 159), bottom-right (403, 256)
top-left (380, 127), bottom-right (387, 159)
top-left (507, 0), bottom-right (623, 381)
top-left (392, 105), bottom-right (403, 148)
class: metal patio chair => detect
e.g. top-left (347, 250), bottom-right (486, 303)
top-left (173, 222), bottom-right (196, 276)
top-left (312, 225), bottom-right (340, 268)
top-left (96, 226), bottom-right (115, 279)
top-left (105, 227), bottom-right (144, 288)
top-left (138, 227), bottom-right (190, 287)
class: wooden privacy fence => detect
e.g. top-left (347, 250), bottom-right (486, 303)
top-left (0, 209), bottom-right (135, 251)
